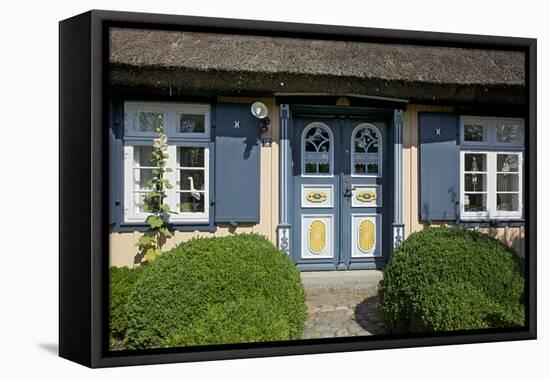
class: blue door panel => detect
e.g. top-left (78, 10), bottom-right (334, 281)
top-left (291, 114), bottom-right (391, 270)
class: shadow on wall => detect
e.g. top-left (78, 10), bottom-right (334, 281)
top-left (421, 186), bottom-right (457, 224)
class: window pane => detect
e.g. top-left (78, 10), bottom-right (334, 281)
top-left (133, 192), bottom-right (156, 212)
top-left (355, 128), bottom-right (379, 153)
top-left (367, 162), bottom-right (379, 174)
top-left (179, 147), bottom-right (204, 167)
top-left (134, 169), bottom-right (154, 191)
top-left (497, 193), bottom-right (519, 212)
top-left (179, 114), bottom-right (205, 133)
top-left (305, 163), bottom-right (317, 173)
top-left (464, 124), bottom-right (485, 142)
top-left (497, 173), bottom-right (519, 192)
top-left (497, 154), bottom-right (519, 172)
top-left (496, 124), bottom-right (521, 143)
top-left (464, 153), bottom-right (486, 172)
top-left (179, 192), bottom-right (205, 213)
top-left (303, 125), bottom-right (331, 175)
top-left (318, 163), bottom-right (329, 173)
top-left (135, 146), bottom-right (153, 167)
top-left (180, 170), bottom-right (205, 190)
top-left (464, 193), bottom-right (487, 212)
top-left (354, 163), bottom-right (366, 174)
top-left (464, 174), bottom-right (487, 192)
top-left (137, 112), bottom-right (163, 132)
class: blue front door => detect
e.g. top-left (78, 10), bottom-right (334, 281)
top-left (291, 114), bottom-right (390, 270)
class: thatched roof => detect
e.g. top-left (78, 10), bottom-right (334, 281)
top-left (109, 28), bottom-right (526, 104)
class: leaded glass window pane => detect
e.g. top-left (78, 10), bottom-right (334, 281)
top-left (136, 111), bottom-right (163, 132)
top-left (496, 124), bottom-right (521, 143)
top-left (464, 124), bottom-right (485, 142)
top-left (303, 125), bottom-right (332, 175)
top-left (353, 125), bottom-right (381, 176)
top-left (179, 113), bottom-right (205, 133)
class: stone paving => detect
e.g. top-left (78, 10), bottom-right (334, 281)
top-left (301, 270), bottom-right (386, 339)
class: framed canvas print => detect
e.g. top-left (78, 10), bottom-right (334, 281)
top-left (59, 10), bottom-right (537, 368)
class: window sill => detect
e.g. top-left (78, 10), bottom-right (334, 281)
top-left (112, 222), bottom-right (216, 233)
top-left (458, 219), bottom-right (525, 228)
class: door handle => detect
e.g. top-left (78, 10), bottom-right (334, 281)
top-left (344, 186), bottom-right (356, 198)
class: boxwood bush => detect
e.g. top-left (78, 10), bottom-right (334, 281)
top-left (378, 227), bottom-right (525, 333)
top-left (124, 234), bottom-right (307, 349)
top-left (109, 266), bottom-right (144, 339)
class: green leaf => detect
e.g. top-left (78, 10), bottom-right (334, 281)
top-left (165, 182), bottom-right (174, 190)
top-left (165, 168), bottom-right (173, 173)
top-left (144, 249), bottom-right (159, 262)
top-left (146, 215), bottom-right (164, 229)
top-left (137, 235), bottom-right (154, 247)
top-left (159, 227), bottom-right (172, 238)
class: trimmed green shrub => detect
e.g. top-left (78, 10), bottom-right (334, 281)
top-left (109, 266), bottom-right (144, 339)
top-left (124, 234), bottom-right (307, 349)
top-left (378, 227), bottom-right (525, 333)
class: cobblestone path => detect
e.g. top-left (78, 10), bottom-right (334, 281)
top-left (301, 270), bottom-right (386, 339)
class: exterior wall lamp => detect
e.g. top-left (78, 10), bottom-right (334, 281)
top-left (251, 102), bottom-right (271, 132)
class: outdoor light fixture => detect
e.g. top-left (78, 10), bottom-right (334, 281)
top-left (251, 101), bottom-right (270, 132)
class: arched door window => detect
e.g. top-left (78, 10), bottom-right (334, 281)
top-left (302, 122), bottom-right (333, 176)
top-left (351, 124), bottom-right (382, 177)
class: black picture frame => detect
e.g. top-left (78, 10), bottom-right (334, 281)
top-left (59, 9), bottom-right (537, 368)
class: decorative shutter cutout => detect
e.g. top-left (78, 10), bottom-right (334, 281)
top-left (419, 113), bottom-right (459, 221)
top-left (214, 103), bottom-right (261, 223)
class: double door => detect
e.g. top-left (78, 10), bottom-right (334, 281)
top-left (292, 115), bottom-right (390, 270)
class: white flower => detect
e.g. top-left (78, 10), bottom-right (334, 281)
top-left (153, 134), bottom-right (168, 150)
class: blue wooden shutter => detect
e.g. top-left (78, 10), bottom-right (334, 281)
top-left (214, 103), bottom-right (261, 223)
top-left (419, 113), bottom-right (459, 221)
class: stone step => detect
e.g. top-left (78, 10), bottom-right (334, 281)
top-left (300, 270), bottom-right (383, 296)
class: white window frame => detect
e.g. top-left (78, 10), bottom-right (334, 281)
top-left (124, 102), bottom-right (211, 139)
top-left (123, 102), bottom-right (211, 224)
top-left (350, 123), bottom-right (383, 178)
top-left (460, 150), bottom-right (523, 221)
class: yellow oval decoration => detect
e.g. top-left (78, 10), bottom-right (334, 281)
top-left (356, 190), bottom-right (377, 203)
top-left (306, 191), bottom-right (328, 203)
top-left (308, 220), bottom-right (327, 253)
top-left (358, 219), bottom-right (376, 252)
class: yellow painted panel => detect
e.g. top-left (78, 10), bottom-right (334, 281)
top-left (356, 190), bottom-right (377, 203)
top-left (308, 220), bottom-right (326, 253)
top-left (306, 191), bottom-right (328, 203)
top-left (358, 219), bottom-right (376, 252)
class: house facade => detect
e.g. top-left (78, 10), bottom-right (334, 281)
top-left (108, 28), bottom-right (526, 269)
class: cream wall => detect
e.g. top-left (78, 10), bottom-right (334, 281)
top-left (109, 97), bottom-right (280, 267)
top-left (402, 104), bottom-right (525, 257)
